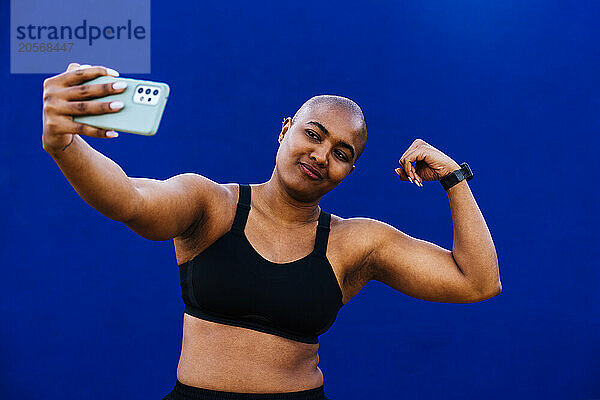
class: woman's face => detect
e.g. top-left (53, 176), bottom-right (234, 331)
top-left (275, 106), bottom-right (365, 200)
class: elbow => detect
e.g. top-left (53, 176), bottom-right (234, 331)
top-left (477, 261), bottom-right (502, 301)
top-left (118, 187), bottom-right (144, 223)
top-left (493, 270), bottom-right (503, 296)
top-left (476, 280), bottom-right (502, 302)
top-left (484, 286), bottom-right (502, 300)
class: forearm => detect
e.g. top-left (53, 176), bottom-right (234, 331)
top-left (446, 179), bottom-right (501, 296)
top-left (45, 135), bottom-right (140, 222)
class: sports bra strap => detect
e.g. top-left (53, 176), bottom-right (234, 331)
top-left (313, 210), bottom-right (331, 257)
top-left (231, 184), bottom-right (251, 236)
top-left (232, 184), bottom-right (331, 258)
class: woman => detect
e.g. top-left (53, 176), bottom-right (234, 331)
top-left (42, 63), bottom-right (501, 400)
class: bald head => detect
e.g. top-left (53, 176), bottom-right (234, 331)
top-left (289, 95), bottom-right (367, 160)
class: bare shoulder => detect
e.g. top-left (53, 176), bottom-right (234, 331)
top-left (329, 215), bottom-right (393, 250)
top-left (124, 173), bottom-right (235, 242)
top-left (330, 215), bottom-right (394, 232)
top-left (328, 215), bottom-right (399, 265)
top-left (332, 215), bottom-right (418, 273)
top-left (172, 180), bottom-right (240, 263)
top-left (326, 214), bottom-right (391, 303)
top-left (172, 175), bottom-right (234, 237)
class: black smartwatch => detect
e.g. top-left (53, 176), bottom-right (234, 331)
top-left (440, 162), bottom-right (473, 191)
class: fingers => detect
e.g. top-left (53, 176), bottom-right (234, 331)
top-left (395, 166), bottom-right (410, 181)
top-left (42, 64), bottom-right (122, 150)
top-left (59, 65), bottom-right (119, 87)
top-left (398, 158), bottom-right (413, 183)
top-left (398, 143), bottom-right (426, 186)
top-left (401, 149), bottom-right (424, 186)
top-left (398, 152), bottom-right (419, 185)
top-left (398, 142), bottom-right (417, 183)
top-left (60, 79), bottom-right (127, 101)
top-left (44, 63), bottom-right (118, 91)
top-left (46, 98), bottom-right (125, 116)
top-left (60, 117), bottom-right (119, 139)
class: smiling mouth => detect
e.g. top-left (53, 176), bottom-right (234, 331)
top-left (299, 163), bottom-right (322, 180)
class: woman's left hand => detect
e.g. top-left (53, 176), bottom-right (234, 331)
top-left (394, 139), bottom-right (461, 187)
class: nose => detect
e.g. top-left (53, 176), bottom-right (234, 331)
top-left (310, 148), bottom-right (327, 166)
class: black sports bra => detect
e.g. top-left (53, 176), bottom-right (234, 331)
top-left (178, 183), bottom-right (344, 344)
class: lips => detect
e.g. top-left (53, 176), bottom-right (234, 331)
top-left (299, 162), bottom-right (323, 180)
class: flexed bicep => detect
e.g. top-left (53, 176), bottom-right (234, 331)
top-left (361, 219), bottom-right (484, 303)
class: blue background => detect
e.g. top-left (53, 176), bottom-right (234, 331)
top-left (1, 1), bottom-right (599, 399)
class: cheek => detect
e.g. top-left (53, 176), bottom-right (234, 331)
top-left (286, 135), bottom-right (303, 150)
top-left (283, 137), bottom-right (305, 159)
top-left (275, 147), bottom-right (286, 169)
top-left (275, 141), bottom-right (297, 172)
top-left (328, 163), bottom-right (350, 179)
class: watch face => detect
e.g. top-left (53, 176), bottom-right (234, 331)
top-left (460, 163), bottom-right (473, 179)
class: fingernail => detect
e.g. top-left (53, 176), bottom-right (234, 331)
top-left (105, 67), bottom-right (119, 77)
top-left (78, 64), bottom-right (92, 69)
top-left (408, 177), bottom-right (413, 183)
top-left (112, 81), bottom-right (127, 90)
top-left (110, 101), bottom-right (124, 109)
top-left (395, 168), bottom-right (400, 175)
top-left (106, 131), bottom-right (118, 138)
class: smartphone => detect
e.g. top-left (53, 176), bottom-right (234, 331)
top-left (73, 76), bottom-right (170, 136)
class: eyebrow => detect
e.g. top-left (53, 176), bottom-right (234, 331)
top-left (306, 121), bottom-right (356, 160)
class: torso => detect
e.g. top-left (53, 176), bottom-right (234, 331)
top-left (173, 183), bottom-right (374, 393)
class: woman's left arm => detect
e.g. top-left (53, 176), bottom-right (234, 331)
top-left (439, 171), bottom-right (502, 298)
top-left (361, 139), bottom-right (501, 303)
top-left (397, 139), bottom-right (501, 298)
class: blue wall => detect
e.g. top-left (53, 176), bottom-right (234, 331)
top-left (1, 1), bottom-right (598, 399)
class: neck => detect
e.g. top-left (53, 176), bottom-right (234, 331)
top-left (253, 173), bottom-right (321, 227)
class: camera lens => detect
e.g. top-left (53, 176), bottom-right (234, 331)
top-left (145, 88), bottom-right (151, 94)
top-left (137, 88), bottom-right (143, 93)
top-left (153, 89), bottom-right (159, 96)
top-left (148, 98), bottom-right (151, 102)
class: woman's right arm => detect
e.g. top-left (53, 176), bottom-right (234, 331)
top-left (43, 63), bottom-right (222, 241)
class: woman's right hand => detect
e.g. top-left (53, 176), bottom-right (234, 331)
top-left (42, 62), bottom-right (127, 153)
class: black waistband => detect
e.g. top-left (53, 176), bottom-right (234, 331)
top-left (173, 379), bottom-right (326, 400)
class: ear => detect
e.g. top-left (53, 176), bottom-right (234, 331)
top-left (279, 117), bottom-right (291, 144)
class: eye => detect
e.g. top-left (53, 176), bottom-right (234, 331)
top-left (305, 129), bottom-right (320, 140)
top-left (334, 150), bottom-right (348, 161)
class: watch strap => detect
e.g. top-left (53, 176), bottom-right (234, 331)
top-left (440, 162), bottom-right (472, 191)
